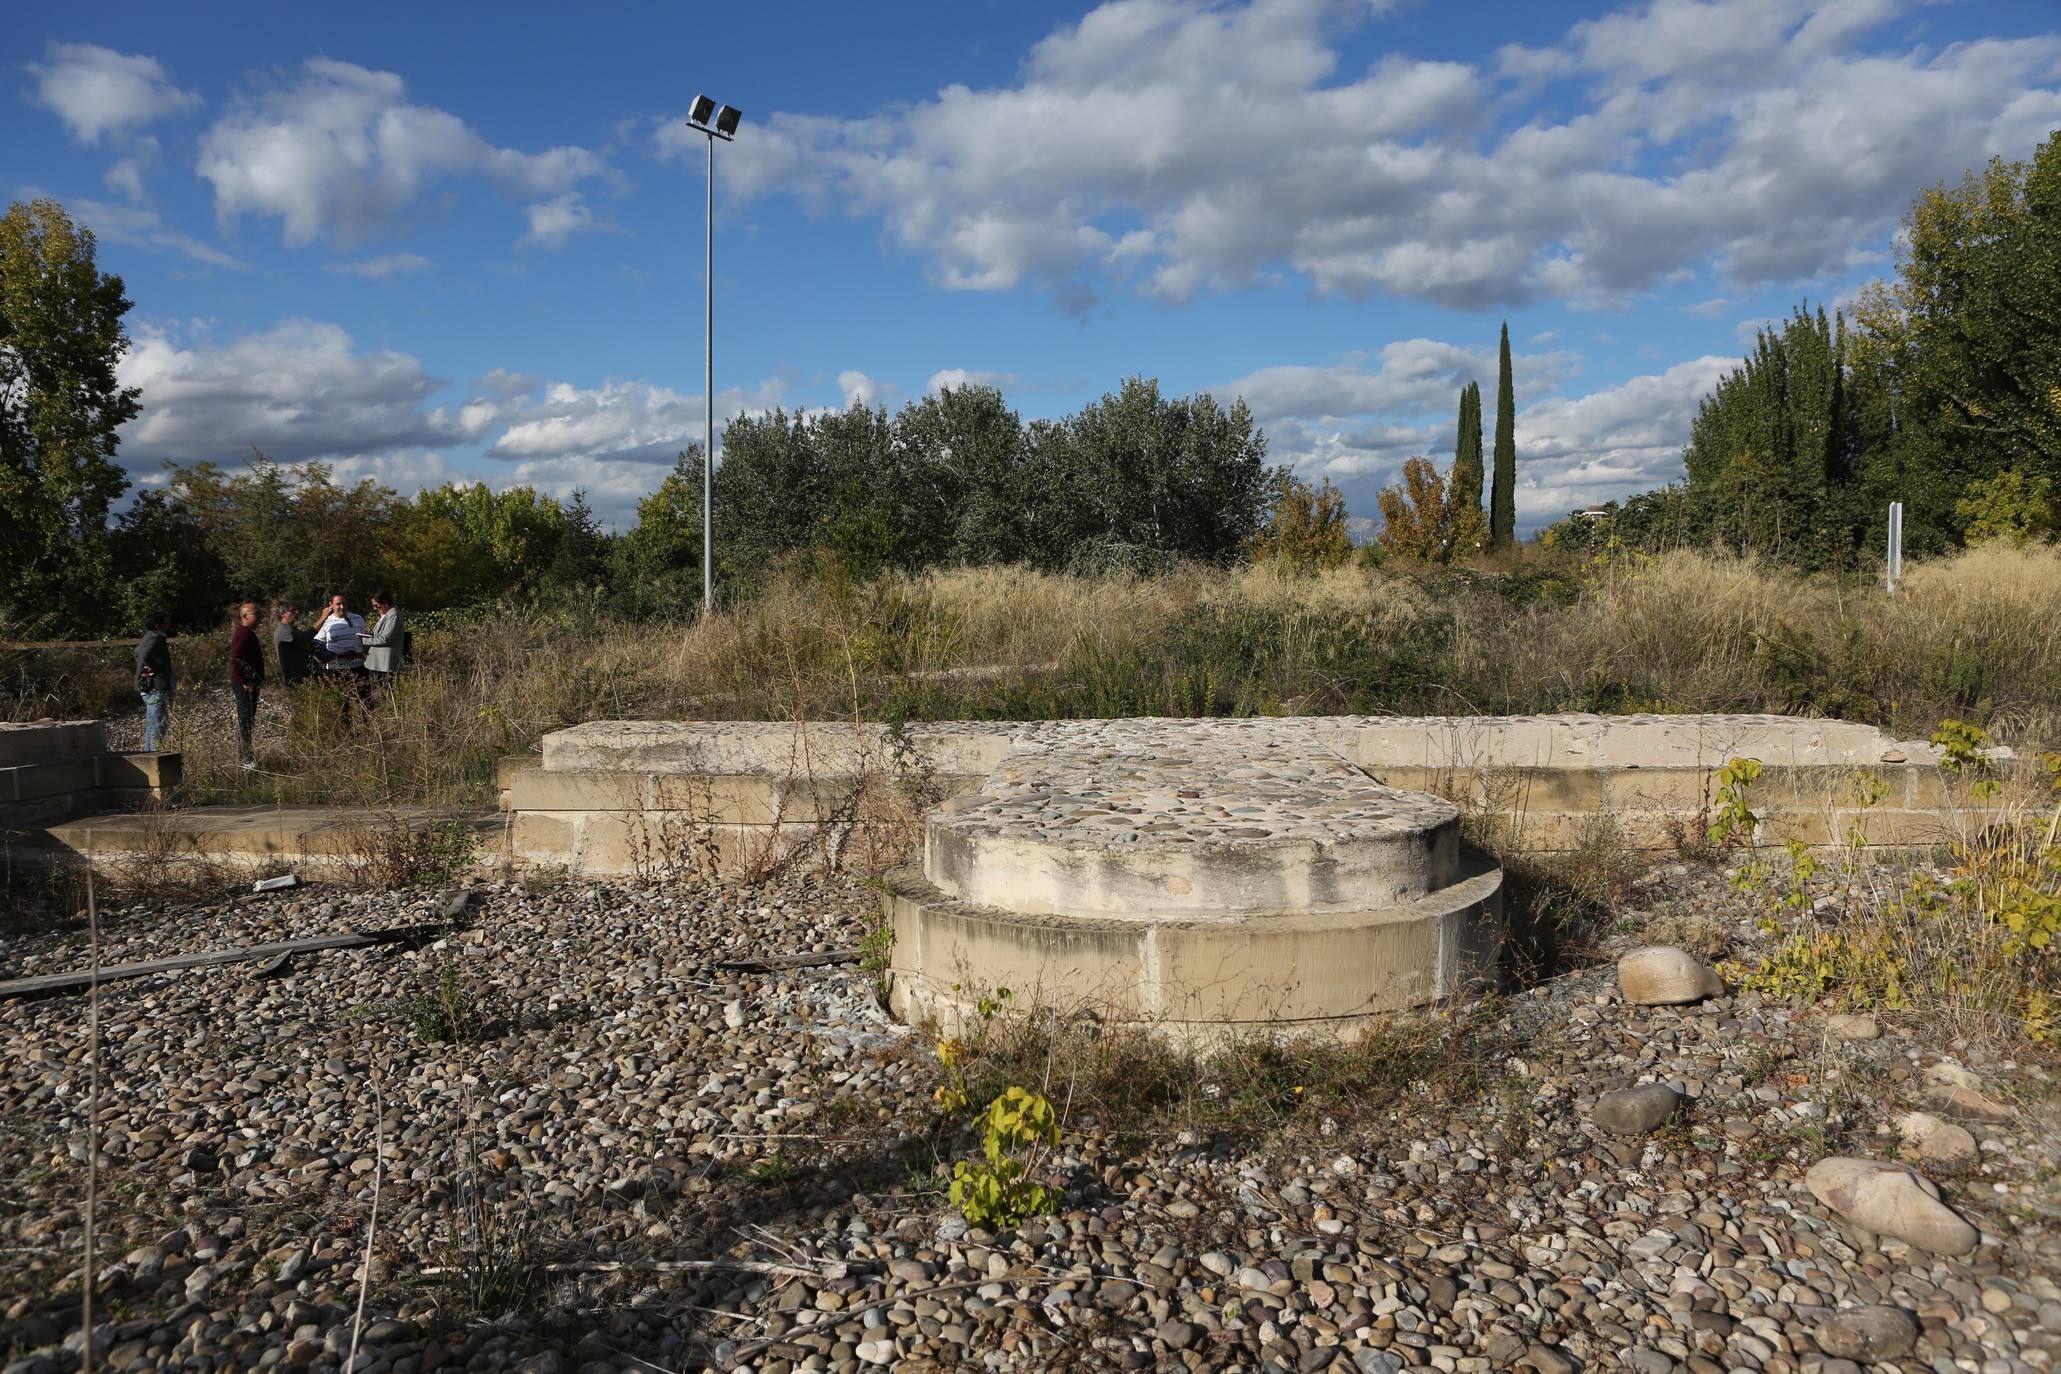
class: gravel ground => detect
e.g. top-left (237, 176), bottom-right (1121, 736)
top-left (3, 861), bottom-right (2058, 1374)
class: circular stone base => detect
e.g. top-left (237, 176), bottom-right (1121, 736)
top-left (927, 722), bottom-right (1462, 918)
top-left (883, 849), bottom-right (1503, 1047)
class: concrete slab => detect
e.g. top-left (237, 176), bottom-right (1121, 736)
top-left (0, 721), bottom-right (106, 767)
top-left (15, 805), bottom-right (504, 865)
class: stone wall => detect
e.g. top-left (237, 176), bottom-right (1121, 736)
top-left (0, 721), bottom-right (180, 831)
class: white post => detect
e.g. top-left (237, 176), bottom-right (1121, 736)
top-left (1887, 501), bottom-right (1903, 592)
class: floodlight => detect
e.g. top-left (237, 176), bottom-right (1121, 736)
top-left (684, 92), bottom-right (744, 614)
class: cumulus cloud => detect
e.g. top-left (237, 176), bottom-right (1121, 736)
top-left (198, 58), bottom-right (606, 247)
top-left (1226, 338), bottom-right (1578, 444)
top-left (115, 319), bottom-right (495, 467)
top-left (25, 42), bottom-right (199, 144)
top-left (495, 456), bottom-right (681, 525)
top-left (682, 0), bottom-right (2061, 311)
top-left (1508, 356), bottom-right (1736, 519)
top-left (484, 376), bottom-right (791, 467)
top-left (325, 251), bottom-right (432, 278)
top-left (926, 368), bottom-right (1016, 394)
top-left (1223, 339), bottom-right (1733, 528)
top-left (837, 370), bottom-right (899, 408)
top-left (519, 193), bottom-right (610, 249)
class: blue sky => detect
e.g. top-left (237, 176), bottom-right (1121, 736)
top-left (11, 0), bottom-right (2060, 529)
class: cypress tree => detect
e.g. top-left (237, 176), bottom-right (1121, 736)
top-left (1490, 322), bottom-right (1517, 548)
top-left (1447, 382), bottom-right (1485, 555)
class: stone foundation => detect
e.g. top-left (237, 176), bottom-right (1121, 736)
top-left (504, 713), bottom-right (1988, 876)
top-left (0, 720), bottom-right (180, 831)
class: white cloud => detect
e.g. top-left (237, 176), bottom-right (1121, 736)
top-left (1509, 356), bottom-right (1736, 519)
top-left (496, 456), bottom-right (679, 526)
top-left (926, 368), bottom-right (1016, 394)
top-left (115, 319), bottom-right (493, 467)
top-left (325, 251), bottom-right (433, 278)
top-left (837, 369), bottom-right (898, 408)
top-left (25, 42), bottom-right (199, 144)
top-left (519, 193), bottom-right (608, 249)
top-left (1222, 336), bottom-right (1735, 527)
top-left (686, 0), bottom-right (2061, 310)
top-left (484, 375), bottom-right (790, 466)
top-left (103, 153), bottom-right (150, 201)
top-left (1225, 338), bottom-right (1578, 438)
top-left (198, 58), bottom-right (606, 247)
top-left (325, 449), bottom-right (467, 493)
top-left (68, 197), bottom-right (246, 270)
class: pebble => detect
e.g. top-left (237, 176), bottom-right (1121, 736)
top-left (2, 858), bottom-right (2051, 1374)
top-left (1815, 1306), bottom-right (1919, 1362)
top-left (1591, 1083), bottom-right (1682, 1135)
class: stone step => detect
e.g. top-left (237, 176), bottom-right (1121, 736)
top-left (0, 720), bottom-right (107, 767)
top-left (16, 805), bottom-right (504, 863)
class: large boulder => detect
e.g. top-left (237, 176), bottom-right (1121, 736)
top-left (1806, 1157), bottom-right (1978, 1255)
top-left (1617, 946), bottom-right (1723, 1005)
top-left (1814, 1307), bottom-right (1917, 1362)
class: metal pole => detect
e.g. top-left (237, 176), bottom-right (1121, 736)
top-left (703, 131), bottom-right (714, 615)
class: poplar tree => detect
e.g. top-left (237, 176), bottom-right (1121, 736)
top-left (1489, 322), bottom-right (1516, 548)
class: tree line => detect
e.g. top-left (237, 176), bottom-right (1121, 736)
top-left (1549, 129), bottom-right (2061, 563)
top-left (0, 196), bottom-right (1288, 637)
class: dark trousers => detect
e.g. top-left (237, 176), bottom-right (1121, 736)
top-left (232, 682), bottom-right (260, 761)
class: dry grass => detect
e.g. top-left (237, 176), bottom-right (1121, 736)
top-left (11, 543), bottom-right (2061, 808)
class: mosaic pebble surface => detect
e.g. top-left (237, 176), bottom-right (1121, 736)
top-left (933, 717), bottom-right (1455, 851)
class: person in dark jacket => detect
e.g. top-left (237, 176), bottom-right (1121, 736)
top-left (134, 612), bottom-right (176, 752)
top-left (274, 602), bottom-right (319, 686)
top-left (228, 601), bottom-right (265, 769)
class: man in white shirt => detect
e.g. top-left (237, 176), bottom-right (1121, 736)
top-left (313, 594), bottom-right (367, 668)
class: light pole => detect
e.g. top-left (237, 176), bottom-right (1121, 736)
top-left (686, 95), bottom-right (742, 615)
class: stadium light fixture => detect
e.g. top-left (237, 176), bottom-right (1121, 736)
top-left (684, 96), bottom-right (744, 613)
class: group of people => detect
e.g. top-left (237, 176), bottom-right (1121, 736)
top-left (134, 591), bottom-right (405, 766)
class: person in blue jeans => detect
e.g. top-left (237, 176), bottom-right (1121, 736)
top-left (134, 611), bottom-right (176, 752)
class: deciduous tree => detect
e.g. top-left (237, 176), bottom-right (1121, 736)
top-left (0, 199), bottom-right (140, 634)
top-left (1376, 457), bottom-right (1453, 562)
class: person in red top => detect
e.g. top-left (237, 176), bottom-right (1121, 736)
top-left (228, 601), bottom-right (265, 770)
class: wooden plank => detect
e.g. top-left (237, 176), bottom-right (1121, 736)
top-left (0, 925), bottom-right (440, 999)
top-left (714, 948), bottom-right (859, 973)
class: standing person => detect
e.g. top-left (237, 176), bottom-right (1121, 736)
top-left (134, 612), bottom-right (176, 752)
top-left (228, 601), bottom-right (265, 769)
top-left (275, 602), bottom-right (318, 686)
top-left (362, 590), bottom-right (405, 685)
